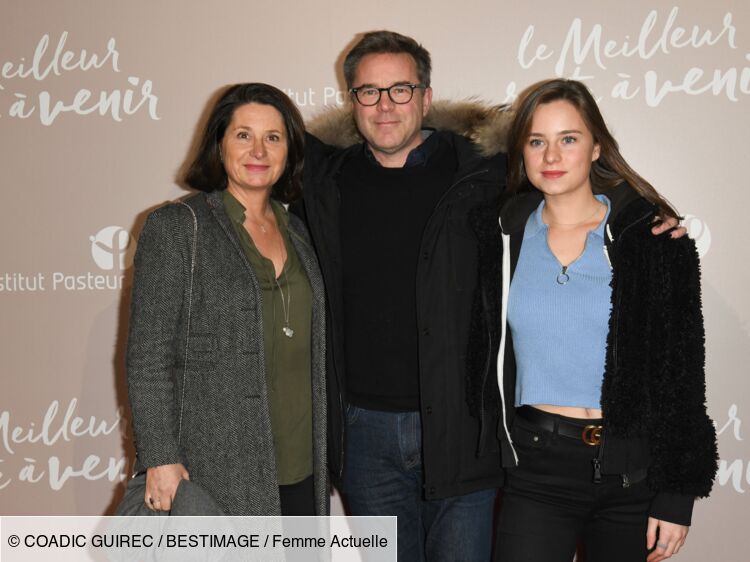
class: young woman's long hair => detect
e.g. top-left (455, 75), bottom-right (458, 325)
top-left (507, 79), bottom-right (679, 219)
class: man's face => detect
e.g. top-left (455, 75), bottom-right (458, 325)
top-left (351, 52), bottom-right (432, 168)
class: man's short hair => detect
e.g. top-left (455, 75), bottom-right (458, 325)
top-left (343, 30), bottom-right (432, 89)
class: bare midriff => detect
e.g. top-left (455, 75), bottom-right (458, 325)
top-left (532, 404), bottom-right (603, 420)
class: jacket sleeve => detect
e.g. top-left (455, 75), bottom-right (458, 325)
top-left (649, 491), bottom-right (696, 526)
top-left (646, 234), bottom-right (718, 524)
top-left (290, 132), bottom-right (332, 224)
top-left (125, 203), bottom-right (193, 469)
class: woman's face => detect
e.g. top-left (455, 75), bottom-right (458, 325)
top-left (221, 102), bottom-right (288, 195)
top-left (522, 99), bottom-right (600, 199)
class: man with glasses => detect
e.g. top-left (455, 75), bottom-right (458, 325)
top-left (295, 30), bottom-right (505, 561)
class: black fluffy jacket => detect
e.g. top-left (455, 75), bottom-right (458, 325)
top-left (467, 185), bottom-right (718, 525)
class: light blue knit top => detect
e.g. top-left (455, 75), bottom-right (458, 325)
top-left (508, 195), bottom-right (612, 409)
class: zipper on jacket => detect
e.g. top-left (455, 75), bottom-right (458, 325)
top-left (325, 185), bottom-right (347, 481)
top-left (498, 226), bottom-right (518, 465)
top-left (476, 284), bottom-right (493, 454)
top-left (414, 167), bottom-right (491, 457)
top-left (336, 372), bottom-right (345, 479)
top-left (306, 189), bottom-right (347, 481)
top-left (323, 256), bottom-right (346, 481)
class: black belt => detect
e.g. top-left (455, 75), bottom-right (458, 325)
top-left (516, 406), bottom-right (603, 446)
top-left (515, 406), bottom-right (648, 486)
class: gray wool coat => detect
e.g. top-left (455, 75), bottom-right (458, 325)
top-left (126, 190), bottom-right (328, 516)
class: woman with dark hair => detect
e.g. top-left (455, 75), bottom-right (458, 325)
top-left (468, 79), bottom-right (717, 561)
top-left (125, 83), bottom-right (328, 516)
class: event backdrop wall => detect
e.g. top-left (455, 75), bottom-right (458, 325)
top-left (1, 1), bottom-right (748, 560)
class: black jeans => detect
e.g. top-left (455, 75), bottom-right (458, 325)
top-left (495, 408), bottom-right (655, 562)
top-left (279, 474), bottom-right (315, 516)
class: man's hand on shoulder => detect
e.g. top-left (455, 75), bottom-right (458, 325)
top-left (652, 216), bottom-right (686, 239)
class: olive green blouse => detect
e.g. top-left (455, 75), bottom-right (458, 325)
top-left (223, 190), bottom-right (313, 485)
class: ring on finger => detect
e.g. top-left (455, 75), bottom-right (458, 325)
top-left (656, 541), bottom-right (669, 549)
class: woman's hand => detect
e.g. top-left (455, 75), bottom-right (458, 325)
top-left (144, 463), bottom-right (189, 512)
top-left (646, 517), bottom-right (689, 561)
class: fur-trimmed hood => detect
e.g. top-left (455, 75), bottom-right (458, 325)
top-left (306, 100), bottom-right (513, 157)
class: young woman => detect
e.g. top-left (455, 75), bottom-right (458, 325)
top-left (467, 79), bottom-right (717, 561)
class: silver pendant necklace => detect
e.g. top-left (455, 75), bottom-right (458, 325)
top-left (253, 210), bottom-right (294, 338)
top-left (274, 244), bottom-right (293, 338)
top-left (245, 205), bottom-right (293, 337)
top-left (276, 276), bottom-right (294, 338)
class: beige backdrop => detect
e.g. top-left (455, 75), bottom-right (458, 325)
top-left (1, 1), bottom-right (748, 560)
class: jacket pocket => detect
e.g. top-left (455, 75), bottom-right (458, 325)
top-left (187, 333), bottom-right (217, 361)
top-left (510, 416), bottom-right (553, 456)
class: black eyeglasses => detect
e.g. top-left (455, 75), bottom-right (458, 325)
top-left (349, 83), bottom-right (427, 106)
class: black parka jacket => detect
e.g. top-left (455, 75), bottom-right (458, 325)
top-left (293, 102), bottom-right (512, 499)
top-left (467, 184), bottom-right (718, 525)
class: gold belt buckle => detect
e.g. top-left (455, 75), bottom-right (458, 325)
top-left (582, 425), bottom-right (602, 446)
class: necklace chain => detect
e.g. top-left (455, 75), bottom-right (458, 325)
top-left (246, 208), bottom-right (293, 337)
top-left (543, 201), bottom-right (603, 227)
top-left (269, 226), bottom-right (292, 338)
top-left (249, 217), bottom-right (272, 234)
top-left (274, 260), bottom-right (293, 338)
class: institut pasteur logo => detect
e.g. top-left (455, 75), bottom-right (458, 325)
top-left (0, 225), bottom-right (135, 293)
top-left (89, 226), bottom-right (135, 272)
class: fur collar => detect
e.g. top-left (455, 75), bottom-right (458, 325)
top-left (306, 100), bottom-right (512, 157)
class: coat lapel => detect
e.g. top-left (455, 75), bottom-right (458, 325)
top-left (204, 190), bottom-right (262, 284)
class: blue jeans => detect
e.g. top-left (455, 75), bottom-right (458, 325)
top-left (343, 405), bottom-right (496, 561)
